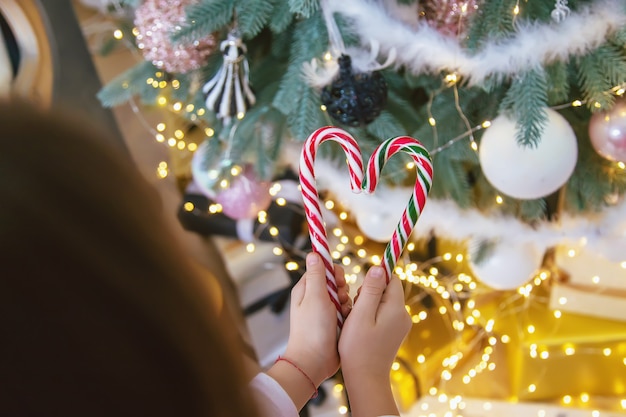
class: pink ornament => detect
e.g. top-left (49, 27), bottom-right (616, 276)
top-left (420, 0), bottom-right (481, 38)
top-left (134, 0), bottom-right (218, 74)
top-left (215, 165), bottom-right (272, 220)
top-left (589, 99), bottom-right (626, 162)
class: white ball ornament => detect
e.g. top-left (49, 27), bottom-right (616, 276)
top-left (479, 109), bottom-right (578, 199)
top-left (469, 241), bottom-right (543, 290)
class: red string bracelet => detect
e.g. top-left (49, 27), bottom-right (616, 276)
top-left (275, 356), bottom-right (318, 399)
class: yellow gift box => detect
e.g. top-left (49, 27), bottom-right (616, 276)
top-left (392, 272), bottom-right (626, 413)
top-left (469, 282), bottom-right (626, 410)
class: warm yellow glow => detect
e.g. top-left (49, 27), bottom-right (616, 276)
top-left (273, 247), bottom-right (283, 256)
top-left (558, 296), bottom-right (568, 305)
top-left (455, 254), bottom-right (464, 262)
top-left (188, 143), bottom-right (198, 151)
top-left (269, 227), bottom-right (279, 236)
top-left (197, 108), bottom-right (205, 116)
top-left (258, 211), bottom-right (268, 223)
top-left (333, 383), bottom-right (344, 393)
top-left (618, 161), bottom-right (626, 170)
top-left (155, 133), bottom-right (165, 143)
top-left (501, 335), bottom-right (510, 343)
top-left (323, 51), bottom-right (333, 61)
top-left (603, 348), bottom-right (612, 356)
top-left (339, 211), bottom-right (348, 220)
top-left (528, 384), bottom-right (536, 393)
top-left (159, 80), bottom-right (167, 88)
top-left (176, 141), bottom-right (186, 150)
top-left (391, 362), bottom-right (401, 371)
top-left (354, 235), bottom-right (364, 245)
top-left (157, 96), bottom-right (167, 106)
top-left (204, 127), bottom-right (215, 137)
top-left (183, 202), bottom-right (194, 211)
top-left (285, 261), bottom-right (299, 271)
top-left (113, 29), bottom-right (123, 39)
top-left (276, 197), bottom-right (287, 206)
top-left (428, 117), bottom-right (436, 126)
top-left (572, 99), bottom-right (583, 107)
top-left (540, 351), bottom-right (549, 359)
top-left (325, 200), bottom-right (335, 210)
top-left (320, 104), bottom-right (327, 111)
top-left (470, 141), bottom-right (478, 151)
top-left (564, 345), bottom-right (576, 355)
top-left (495, 195), bottom-right (503, 204)
top-left (527, 325), bottom-right (535, 334)
top-left (580, 393), bottom-right (590, 403)
top-left (172, 79), bottom-right (180, 89)
top-left (246, 243), bottom-right (255, 253)
top-left (553, 310), bottom-right (562, 318)
top-left (208, 204), bottom-right (222, 213)
top-left (445, 73), bottom-right (458, 84)
top-left (167, 138), bottom-right (177, 147)
top-left (563, 395), bottom-right (572, 404)
top-left (236, 112), bottom-right (245, 120)
top-left (173, 102), bottom-right (183, 111)
top-left (185, 104), bottom-right (195, 112)
top-left (482, 120), bottom-right (491, 128)
top-left (338, 406), bottom-right (348, 415)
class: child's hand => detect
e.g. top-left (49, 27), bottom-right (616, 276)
top-left (279, 253), bottom-right (350, 398)
top-left (338, 266), bottom-right (411, 417)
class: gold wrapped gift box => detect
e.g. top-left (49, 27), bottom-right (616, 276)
top-left (392, 278), bottom-right (626, 412)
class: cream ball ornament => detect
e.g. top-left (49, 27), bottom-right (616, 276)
top-left (468, 240), bottom-right (544, 290)
top-left (479, 109), bottom-right (578, 199)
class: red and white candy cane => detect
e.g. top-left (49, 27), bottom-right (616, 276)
top-left (364, 136), bottom-right (434, 281)
top-left (299, 126), bottom-right (433, 328)
top-left (299, 127), bottom-right (363, 328)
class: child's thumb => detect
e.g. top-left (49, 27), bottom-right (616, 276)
top-left (353, 266), bottom-right (387, 320)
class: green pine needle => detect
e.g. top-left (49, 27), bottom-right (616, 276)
top-left (172, 0), bottom-right (234, 43)
top-left (288, 0), bottom-right (319, 19)
top-left (499, 68), bottom-right (549, 147)
top-left (269, 0), bottom-right (294, 33)
top-left (235, 0), bottom-right (276, 38)
top-left (97, 61), bottom-right (158, 107)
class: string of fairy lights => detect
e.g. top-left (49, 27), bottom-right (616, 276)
top-left (82, 2), bottom-right (626, 415)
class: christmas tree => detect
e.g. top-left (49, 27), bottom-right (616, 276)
top-left (91, 0), bottom-right (626, 415)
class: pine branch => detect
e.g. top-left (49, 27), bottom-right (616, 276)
top-left (235, 0), bottom-right (276, 38)
top-left (288, 0), bottom-right (319, 19)
top-left (287, 84), bottom-right (326, 141)
top-left (430, 153), bottom-right (471, 208)
top-left (545, 61), bottom-right (570, 105)
top-left (273, 12), bottom-right (327, 115)
top-left (97, 61), bottom-right (158, 107)
top-left (465, 0), bottom-right (516, 51)
top-left (365, 111), bottom-right (405, 142)
top-left (172, 0), bottom-right (234, 43)
top-left (499, 68), bottom-right (549, 147)
top-left (517, 199), bottom-right (547, 221)
top-left (269, 0), bottom-right (294, 33)
top-left (577, 44), bottom-right (626, 111)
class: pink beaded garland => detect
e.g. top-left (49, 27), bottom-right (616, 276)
top-left (134, 0), bottom-right (218, 74)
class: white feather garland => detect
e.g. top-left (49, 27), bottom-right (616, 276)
top-left (328, 0), bottom-right (626, 85)
top-left (284, 143), bottom-right (626, 261)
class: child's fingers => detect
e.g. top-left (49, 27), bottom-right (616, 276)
top-left (351, 266), bottom-right (387, 322)
top-left (304, 252), bottom-right (332, 299)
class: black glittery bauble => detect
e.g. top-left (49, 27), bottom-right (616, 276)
top-left (321, 54), bottom-right (388, 126)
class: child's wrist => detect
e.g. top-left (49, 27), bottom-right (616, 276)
top-left (275, 356), bottom-right (319, 399)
